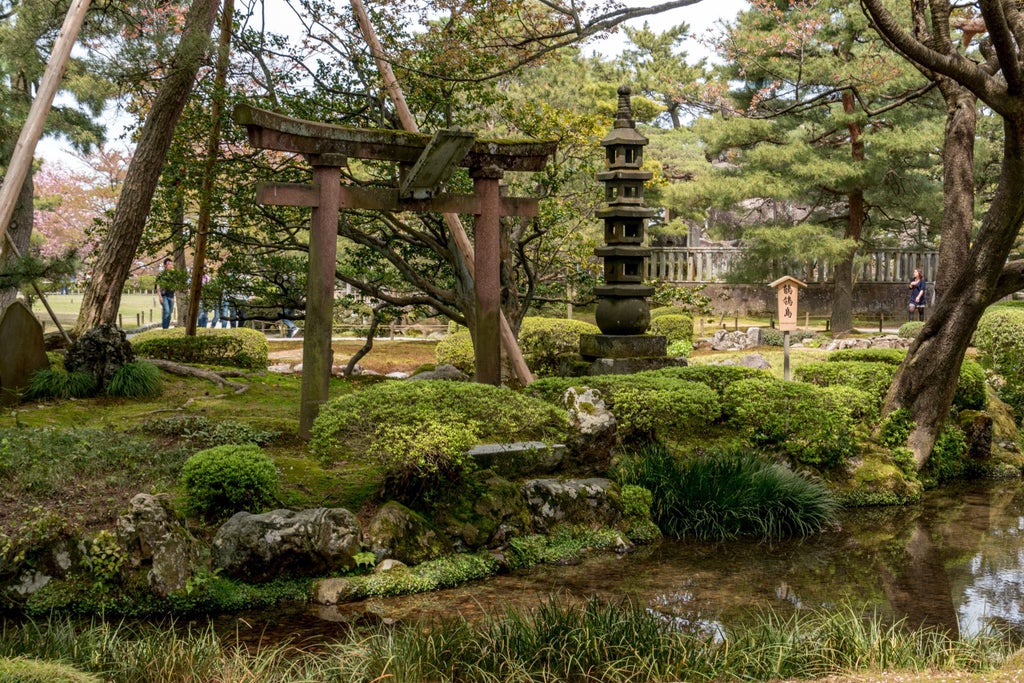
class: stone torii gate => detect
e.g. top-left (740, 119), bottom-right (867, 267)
top-left (233, 104), bottom-right (556, 437)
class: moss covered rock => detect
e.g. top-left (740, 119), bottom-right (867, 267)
top-left (366, 501), bottom-right (453, 565)
top-left (434, 470), bottom-right (532, 549)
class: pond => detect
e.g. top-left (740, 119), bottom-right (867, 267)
top-left (211, 481), bottom-right (1024, 647)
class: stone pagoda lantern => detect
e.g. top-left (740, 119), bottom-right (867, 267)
top-left (593, 85), bottom-right (657, 335)
top-left (580, 85), bottom-right (671, 368)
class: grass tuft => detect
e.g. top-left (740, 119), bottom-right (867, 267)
top-left (616, 443), bottom-right (840, 540)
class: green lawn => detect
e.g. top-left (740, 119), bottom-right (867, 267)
top-left (31, 292), bottom-right (161, 332)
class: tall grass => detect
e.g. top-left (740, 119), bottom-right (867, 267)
top-left (0, 601), bottom-right (1012, 683)
top-left (616, 443), bottom-right (840, 540)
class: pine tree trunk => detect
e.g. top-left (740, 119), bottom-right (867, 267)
top-left (74, 0), bottom-right (219, 335)
top-left (831, 91), bottom-right (864, 336)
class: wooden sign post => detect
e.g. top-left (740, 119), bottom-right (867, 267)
top-left (769, 276), bottom-right (806, 380)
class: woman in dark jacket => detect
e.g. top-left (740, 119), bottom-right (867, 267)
top-left (908, 268), bottom-right (926, 321)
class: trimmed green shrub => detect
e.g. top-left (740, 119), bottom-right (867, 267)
top-left (795, 361), bottom-right (896, 404)
top-left (371, 421), bottom-right (479, 502)
top-left (955, 358), bottom-right (987, 411)
top-left (605, 380), bottom-right (720, 441)
top-left (760, 328), bottom-right (817, 346)
top-left (722, 377), bottom-right (862, 468)
top-left (616, 444), bottom-right (839, 540)
top-left (649, 305), bottom-right (692, 319)
top-left (974, 307), bottom-right (1024, 410)
top-left (180, 444), bottom-right (279, 519)
top-left (827, 348), bottom-right (907, 365)
top-left (518, 317), bottom-right (599, 376)
top-left (824, 348), bottom-right (986, 411)
top-left (106, 361), bottom-right (162, 398)
top-left (921, 422), bottom-right (969, 486)
top-left (648, 313), bottom-right (694, 345)
top-left (522, 374), bottom-right (720, 442)
top-left (897, 321), bottom-right (924, 338)
top-left (311, 380), bottom-right (567, 463)
top-left (141, 415), bottom-right (278, 447)
top-left (638, 364), bottom-right (771, 396)
top-left (131, 328), bottom-right (269, 369)
top-left (878, 408), bottom-right (914, 449)
top-left (435, 330), bottom-right (475, 374)
top-left (23, 369), bottom-right (97, 401)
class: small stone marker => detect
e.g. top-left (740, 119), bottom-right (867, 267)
top-left (0, 300), bottom-right (50, 406)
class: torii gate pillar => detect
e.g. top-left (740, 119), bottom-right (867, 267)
top-left (472, 165), bottom-right (503, 386)
top-left (299, 157), bottom-right (342, 439)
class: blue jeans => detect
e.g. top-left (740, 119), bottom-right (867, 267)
top-left (197, 308), bottom-right (208, 328)
top-left (161, 293), bottom-right (175, 329)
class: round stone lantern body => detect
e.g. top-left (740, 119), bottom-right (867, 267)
top-left (595, 297), bottom-right (650, 335)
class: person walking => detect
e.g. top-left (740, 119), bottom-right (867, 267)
top-left (908, 268), bottom-right (927, 321)
top-left (157, 258), bottom-right (177, 329)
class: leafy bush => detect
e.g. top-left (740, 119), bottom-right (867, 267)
top-left (24, 369), bottom-right (97, 401)
top-left (921, 422), bottom-right (969, 486)
top-left (518, 317), bottom-right (599, 376)
top-left (311, 381), bottom-right (567, 463)
top-left (666, 339), bottom-right (693, 358)
top-left (106, 361), bottom-right (162, 398)
top-left (180, 444), bottom-right (279, 519)
top-left (371, 421), bottom-right (479, 502)
top-left (648, 313), bottom-right (694, 345)
top-left (795, 361), bottom-right (896, 404)
top-left (435, 330), bottom-right (475, 374)
top-left (760, 328), bottom-right (818, 347)
top-left (878, 408), bottom-right (914, 449)
top-left (722, 377), bottom-right (862, 468)
top-left (898, 321), bottom-right (924, 338)
top-left (522, 374), bottom-right (720, 442)
top-left (974, 307), bottom-right (1024, 393)
top-left (604, 380), bottom-right (720, 441)
top-left (827, 348), bottom-right (907, 365)
top-left (825, 348), bottom-right (985, 411)
top-left (615, 444), bottom-right (839, 540)
top-left (131, 328), bottom-right (269, 369)
top-left (638, 364), bottom-right (771, 396)
top-left (140, 415), bottom-right (278, 447)
top-left (954, 358), bottom-right (987, 411)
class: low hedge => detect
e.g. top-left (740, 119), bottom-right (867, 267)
top-left (722, 377), bottom-right (864, 468)
top-left (311, 380), bottom-right (568, 463)
top-left (648, 314), bottom-right (694, 345)
top-left (130, 328), bottom-right (269, 369)
top-left (518, 317), bottom-right (600, 377)
top-left (638, 365), bottom-right (771, 396)
top-left (435, 330), bottom-right (474, 375)
top-left (795, 361), bottom-right (897, 404)
top-left (523, 374), bottom-right (720, 442)
top-left (822, 349), bottom-right (986, 411)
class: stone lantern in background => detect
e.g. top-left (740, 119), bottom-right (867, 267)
top-left (580, 85), bottom-right (682, 373)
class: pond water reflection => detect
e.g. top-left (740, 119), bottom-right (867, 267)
top-left (215, 481), bottom-right (1024, 646)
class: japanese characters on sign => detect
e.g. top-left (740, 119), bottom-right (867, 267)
top-left (769, 276), bottom-right (806, 332)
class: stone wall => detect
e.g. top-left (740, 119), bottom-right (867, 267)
top-left (699, 283), bottom-right (912, 320)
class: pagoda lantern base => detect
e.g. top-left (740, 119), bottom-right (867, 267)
top-left (583, 354), bottom-right (689, 377)
top-left (580, 333), bottom-right (667, 359)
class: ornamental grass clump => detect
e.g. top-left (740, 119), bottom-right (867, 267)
top-left (180, 444), bottom-right (279, 519)
top-left (105, 361), bottom-right (162, 398)
top-left (24, 369), bottom-right (97, 400)
top-left (616, 443), bottom-right (839, 540)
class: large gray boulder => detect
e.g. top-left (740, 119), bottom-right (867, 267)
top-left (521, 478), bottom-right (623, 534)
top-left (117, 493), bottom-right (200, 597)
top-left (366, 500), bottom-right (453, 564)
top-left (211, 508), bottom-right (362, 582)
top-left (64, 323), bottom-right (134, 391)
